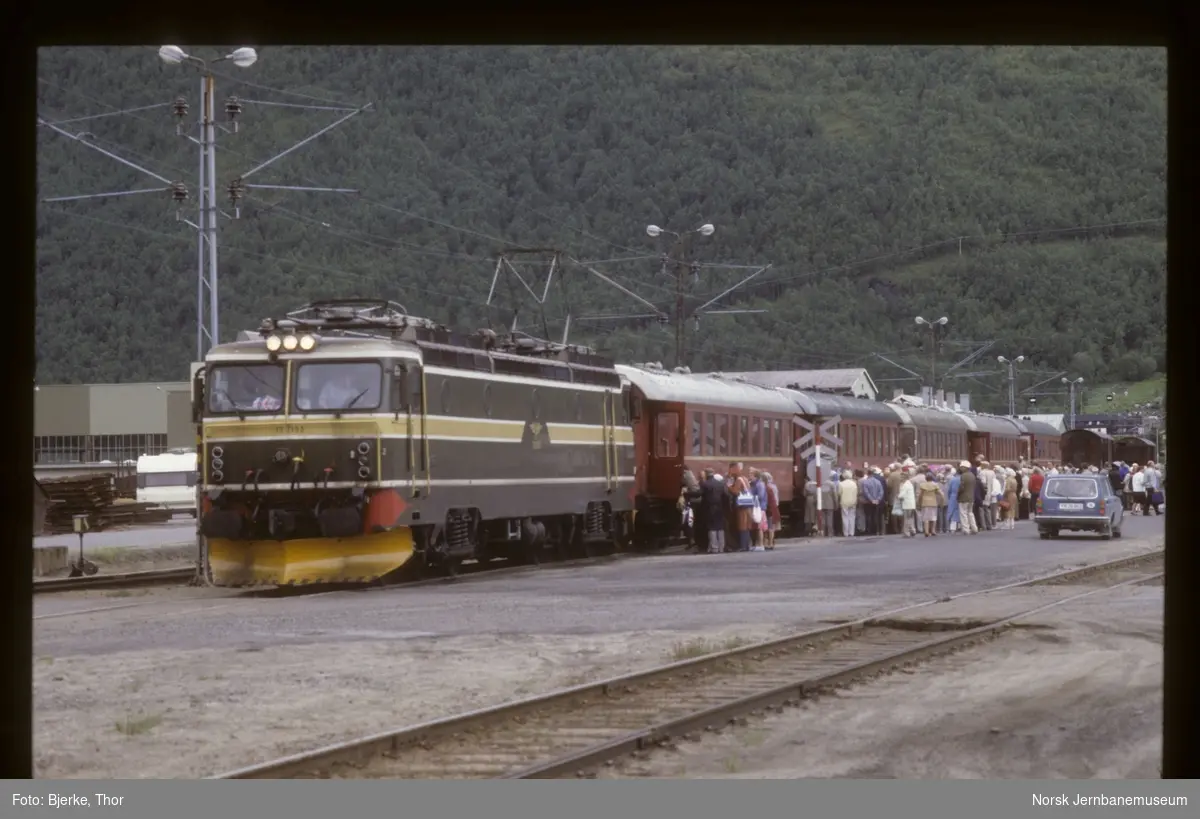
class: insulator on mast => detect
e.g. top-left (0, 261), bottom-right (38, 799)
top-left (224, 96), bottom-right (242, 133)
top-left (172, 97), bottom-right (189, 136)
top-left (171, 181), bottom-right (189, 220)
top-left (227, 177), bottom-right (246, 219)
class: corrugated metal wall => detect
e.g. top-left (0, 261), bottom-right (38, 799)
top-left (35, 382), bottom-right (190, 437)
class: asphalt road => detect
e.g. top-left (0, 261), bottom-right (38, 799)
top-left (33, 515), bottom-right (1164, 658)
top-left (34, 518), bottom-right (196, 552)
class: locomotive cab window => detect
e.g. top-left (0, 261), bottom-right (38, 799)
top-left (294, 362), bottom-right (383, 412)
top-left (207, 363), bottom-right (285, 414)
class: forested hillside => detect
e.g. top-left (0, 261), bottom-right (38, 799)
top-left (35, 46), bottom-right (1166, 414)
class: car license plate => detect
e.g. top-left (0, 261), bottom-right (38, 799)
top-left (1058, 503), bottom-right (1083, 510)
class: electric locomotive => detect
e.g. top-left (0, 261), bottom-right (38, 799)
top-left (192, 300), bottom-right (636, 587)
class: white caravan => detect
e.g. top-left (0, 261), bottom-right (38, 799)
top-left (136, 451), bottom-right (198, 516)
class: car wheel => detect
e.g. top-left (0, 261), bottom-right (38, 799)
top-left (1038, 530), bottom-right (1050, 540)
top-left (1102, 523), bottom-right (1113, 541)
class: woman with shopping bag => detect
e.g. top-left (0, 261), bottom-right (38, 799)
top-left (726, 463), bottom-right (755, 552)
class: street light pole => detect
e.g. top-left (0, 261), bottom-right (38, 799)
top-left (914, 316), bottom-right (949, 390)
top-left (159, 45), bottom-right (257, 360)
top-left (997, 354), bottom-right (1026, 416)
top-left (646, 222), bottom-right (714, 368)
top-left (1061, 376), bottom-right (1084, 430)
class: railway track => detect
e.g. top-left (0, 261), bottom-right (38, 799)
top-left (33, 567), bottom-right (198, 594)
top-left (214, 547), bottom-right (1164, 780)
top-left (32, 540), bottom-right (679, 601)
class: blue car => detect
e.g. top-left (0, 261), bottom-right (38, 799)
top-left (1035, 474), bottom-right (1124, 540)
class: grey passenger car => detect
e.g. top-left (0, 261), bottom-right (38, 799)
top-left (1035, 474), bottom-right (1124, 540)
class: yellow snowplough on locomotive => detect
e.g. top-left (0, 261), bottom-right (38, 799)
top-left (191, 300), bottom-right (635, 587)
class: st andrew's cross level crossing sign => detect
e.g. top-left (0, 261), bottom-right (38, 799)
top-left (793, 415), bottom-right (843, 461)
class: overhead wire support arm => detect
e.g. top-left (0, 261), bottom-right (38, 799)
top-left (690, 263), bottom-right (772, 315)
top-left (37, 118), bottom-right (174, 185)
top-left (42, 102), bottom-right (173, 126)
top-left (240, 99), bottom-right (361, 112)
top-left (576, 312), bottom-right (663, 322)
top-left (872, 352), bottom-right (925, 380)
top-left (41, 186), bottom-right (174, 204)
top-left (242, 183), bottom-right (359, 194)
top-left (941, 340), bottom-right (996, 377)
top-left (236, 103), bottom-right (374, 181)
top-left (566, 257), bottom-right (667, 318)
top-left (1020, 371), bottom-right (1069, 395)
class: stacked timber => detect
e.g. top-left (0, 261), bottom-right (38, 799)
top-left (38, 475), bottom-right (173, 532)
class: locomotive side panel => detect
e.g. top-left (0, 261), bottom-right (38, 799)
top-left (415, 366), bottom-right (635, 520)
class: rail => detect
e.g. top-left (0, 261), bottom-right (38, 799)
top-left (213, 547), bottom-right (1163, 779)
top-left (33, 544), bottom-right (662, 611)
top-left (33, 567), bottom-right (197, 594)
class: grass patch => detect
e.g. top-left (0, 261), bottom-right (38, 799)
top-left (114, 713), bottom-right (163, 736)
top-left (1083, 374), bottom-right (1166, 413)
top-left (723, 755), bottom-right (741, 773)
top-left (669, 636), bottom-right (754, 662)
top-left (741, 729), bottom-right (768, 747)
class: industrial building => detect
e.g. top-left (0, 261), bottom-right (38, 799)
top-left (34, 381), bottom-right (194, 479)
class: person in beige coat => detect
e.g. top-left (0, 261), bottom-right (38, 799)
top-left (916, 473), bottom-right (943, 537)
top-left (1000, 467), bottom-right (1019, 529)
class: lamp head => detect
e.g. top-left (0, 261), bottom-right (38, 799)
top-left (158, 45), bottom-right (189, 65)
top-left (226, 47), bottom-right (258, 68)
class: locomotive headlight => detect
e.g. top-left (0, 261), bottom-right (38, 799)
top-left (265, 335), bottom-right (283, 352)
top-left (298, 333), bottom-right (317, 351)
top-left (282, 334), bottom-right (299, 351)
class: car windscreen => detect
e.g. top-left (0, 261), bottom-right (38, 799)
top-left (1043, 478), bottom-right (1099, 500)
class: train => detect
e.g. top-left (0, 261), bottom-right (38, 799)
top-left (1061, 428), bottom-right (1159, 469)
top-left (191, 299), bottom-right (1064, 588)
top-left (618, 363), bottom-right (1062, 545)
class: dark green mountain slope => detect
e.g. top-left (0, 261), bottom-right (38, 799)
top-left (36, 45), bottom-right (1166, 409)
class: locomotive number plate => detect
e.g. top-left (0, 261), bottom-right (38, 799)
top-left (274, 424), bottom-right (306, 434)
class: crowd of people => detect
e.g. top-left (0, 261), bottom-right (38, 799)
top-left (676, 454), bottom-right (1165, 552)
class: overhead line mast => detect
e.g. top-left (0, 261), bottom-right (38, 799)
top-left (38, 46), bottom-right (370, 361)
